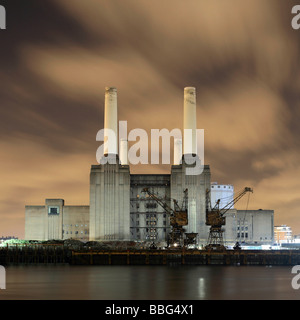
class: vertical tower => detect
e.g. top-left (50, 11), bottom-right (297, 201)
top-left (183, 87), bottom-right (197, 155)
top-left (45, 199), bottom-right (64, 240)
top-left (89, 87), bottom-right (130, 241)
top-left (171, 87), bottom-right (210, 245)
top-left (104, 87), bottom-right (118, 155)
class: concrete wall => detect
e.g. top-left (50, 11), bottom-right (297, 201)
top-left (63, 206), bottom-right (89, 241)
top-left (223, 209), bottom-right (274, 245)
top-left (210, 183), bottom-right (234, 209)
top-left (25, 200), bottom-right (89, 241)
top-left (25, 205), bottom-right (46, 240)
top-left (89, 162), bottom-right (131, 241)
top-left (45, 199), bottom-right (64, 240)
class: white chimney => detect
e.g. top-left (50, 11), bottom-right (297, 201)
top-left (120, 139), bottom-right (128, 165)
top-left (104, 87), bottom-right (118, 155)
top-left (174, 138), bottom-right (182, 165)
top-left (183, 87), bottom-right (197, 155)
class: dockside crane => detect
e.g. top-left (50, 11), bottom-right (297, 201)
top-left (205, 187), bottom-right (253, 250)
top-left (141, 188), bottom-right (194, 248)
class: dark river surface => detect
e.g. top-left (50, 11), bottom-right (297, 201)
top-left (0, 265), bottom-right (299, 300)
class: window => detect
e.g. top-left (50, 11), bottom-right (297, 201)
top-left (146, 203), bottom-right (157, 209)
top-left (48, 206), bottom-right (59, 215)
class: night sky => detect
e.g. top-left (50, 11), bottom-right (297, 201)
top-left (1, 0), bottom-right (300, 238)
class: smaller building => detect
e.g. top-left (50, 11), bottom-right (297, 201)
top-left (274, 225), bottom-right (293, 244)
top-left (25, 199), bottom-right (89, 241)
top-left (223, 209), bottom-right (274, 246)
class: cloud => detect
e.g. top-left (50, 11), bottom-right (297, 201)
top-left (1, 0), bottom-right (300, 237)
top-left (0, 138), bottom-right (93, 237)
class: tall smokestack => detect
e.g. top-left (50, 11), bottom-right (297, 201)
top-left (120, 139), bottom-right (128, 165)
top-left (183, 87), bottom-right (197, 155)
top-left (104, 87), bottom-right (118, 155)
top-left (174, 138), bottom-right (182, 165)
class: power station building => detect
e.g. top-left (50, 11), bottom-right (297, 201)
top-left (25, 87), bottom-right (274, 246)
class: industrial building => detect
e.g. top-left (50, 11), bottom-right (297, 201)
top-left (274, 225), bottom-right (293, 244)
top-left (25, 87), bottom-right (274, 247)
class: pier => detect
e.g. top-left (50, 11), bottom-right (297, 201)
top-left (1, 243), bottom-right (300, 266)
top-left (70, 249), bottom-right (300, 266)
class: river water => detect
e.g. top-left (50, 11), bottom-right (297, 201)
top-left (0, 265), bottom-right (299, 300)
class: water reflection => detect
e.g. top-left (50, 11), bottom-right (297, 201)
top-left (0, 265), bottom-right (299, 300)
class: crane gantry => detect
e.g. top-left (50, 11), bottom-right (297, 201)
top-left (205, 187), bottom-right (253, 250)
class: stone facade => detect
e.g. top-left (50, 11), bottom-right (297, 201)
top-left (223, 209), bottom-right (274, 245)
top-left (89, 162), bottom-right (131, 241)
top-left (25, 199), bottom-right (89, 241)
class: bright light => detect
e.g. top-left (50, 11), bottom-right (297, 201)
top-left (261, 245), bottom-right (271, 250)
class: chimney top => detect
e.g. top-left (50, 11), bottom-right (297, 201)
top-left (105, 87), bottom-right (117, 92)
top-left (184, 87), bottom-right (196, 94)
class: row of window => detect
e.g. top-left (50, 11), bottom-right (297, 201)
top-left (135, 228), bottom-right (168, 233)
top-left (237, 226), bottom-right (248, 231)
top-left (211, 185), bottom-right (232, 189)
top-left (132, 213), bottom-right (167, 218)
top-left (135, 221), bottom-right (167, 226)
top-left (63, 230), bottom-right (88, 235)
top-left (237, 233), bottom-right (248, 238)
top-left (63, 224), bottom-right (88, 228)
